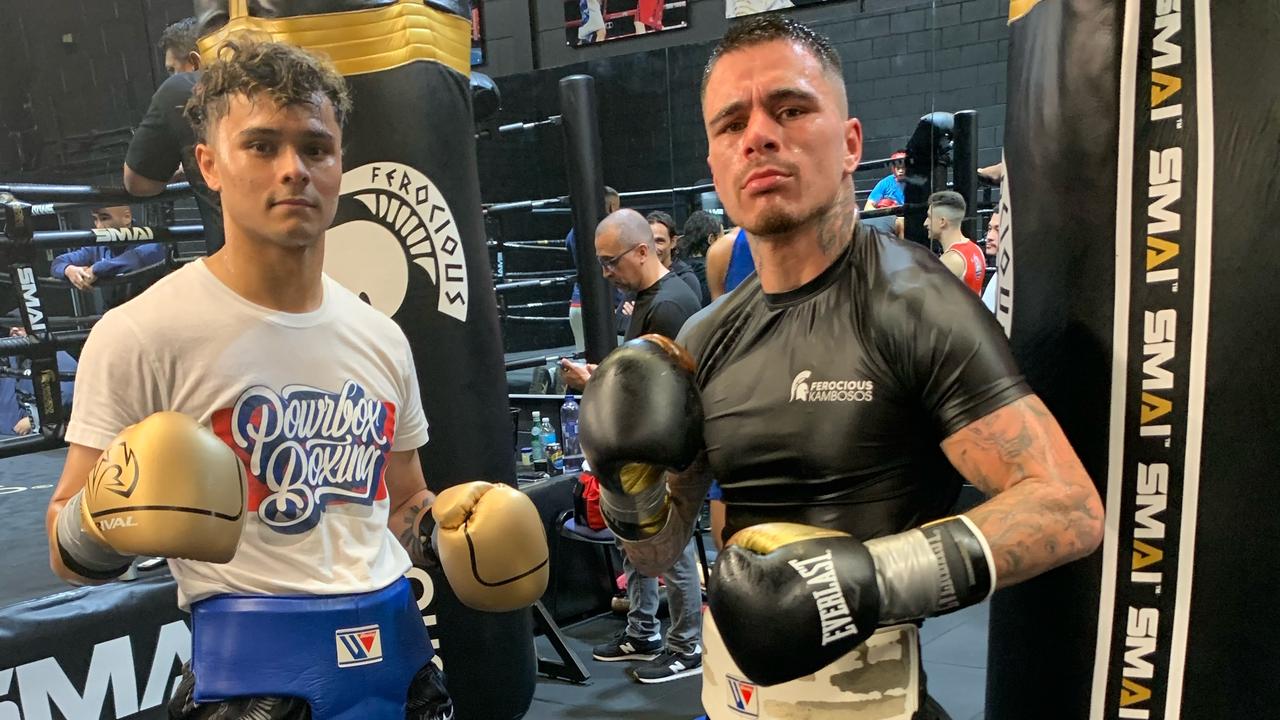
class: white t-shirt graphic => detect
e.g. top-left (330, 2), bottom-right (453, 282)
top-left (66, 259), bottom-right (430, 607)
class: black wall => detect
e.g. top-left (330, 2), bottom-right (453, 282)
top-left (0, 0), bottom-right (1009, 353)
top-left (0, 0), bottom-right (191, 183)
top-left (0, 0), bottom-right (1009, 183)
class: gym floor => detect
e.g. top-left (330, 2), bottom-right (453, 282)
top-left (526, 602), bottom-right (989, 720)
top-left (1, 448), bottom-right (987, 720)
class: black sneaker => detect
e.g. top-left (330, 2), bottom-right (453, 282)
top-left (592, 631), bottom-right (662, 662)
top-left (629, 648), bottom-right (702, 684)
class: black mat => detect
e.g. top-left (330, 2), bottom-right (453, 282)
top-left (529, 614), bottom-right (704, 720)
top-left (0, 447), bottom-right (71, 608)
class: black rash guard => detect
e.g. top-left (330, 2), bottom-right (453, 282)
top-left (125, 72), bottom-right (224, 250)
top-left (678, 223), bottom-right (1031, 543)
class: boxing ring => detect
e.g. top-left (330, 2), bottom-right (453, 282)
top-left (0, 73), bottom-right (990, 717)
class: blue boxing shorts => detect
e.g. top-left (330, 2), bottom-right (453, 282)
top-left (168, 578), bottom-right (452, 720)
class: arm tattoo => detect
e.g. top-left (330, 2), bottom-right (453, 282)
top-left (942, 395), bottom-right (1104, 587)
top-left (621, 454), bottom-right (714, 577)
top-left (392, 495), bottom-right (436, 569)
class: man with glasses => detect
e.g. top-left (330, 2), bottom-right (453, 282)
top-left (561, 209), bottom-right (702, 391)
top-left (560, 208), bottom-right (704, 684)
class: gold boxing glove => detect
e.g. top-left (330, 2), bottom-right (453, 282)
top-left (431, 481), bottom-right (549, 612)
top-left (58, 412), bottom-right (247, 579)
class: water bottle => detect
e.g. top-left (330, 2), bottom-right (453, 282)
top-left (561, 394), bottom-right (580, 456)
top-left (530, 411), bottom-right (545, 462)
top-left (541, 416), bottom-right (557, 446)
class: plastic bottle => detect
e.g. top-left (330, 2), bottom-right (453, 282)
top-left (561, 394), bottom-right (580, 456)
top-left (530, 411), bottom-right (545, 462)
top-left (541, 416), bottom-right (557, 446)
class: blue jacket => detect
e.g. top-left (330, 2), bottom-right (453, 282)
top-left (51, 243), bottom-right (166, 281)
top-left (0, 351), bottom-right (77, 435)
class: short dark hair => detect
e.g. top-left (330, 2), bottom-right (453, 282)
top-left (186, 40), bottom-right (352, 143)
top-left (702, 15), bottom-right (843, 99)
top-left (928, 190), bottom-right (966, 220)
top-left (645, 210), bottom-right (676, 239)
top-left (159, 18), bottom-right (199, 60)
top-left (681, 210), bottom-right (723, 257)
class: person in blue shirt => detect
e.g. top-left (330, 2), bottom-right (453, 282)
top-left (705, 226), bottom-right (755, 300)
top-left (864, 149), bottom-right (907, 210)
top-left (50, 205), bottom-right (167, 305)
top-left (0, 327), bottom-right (76, 437)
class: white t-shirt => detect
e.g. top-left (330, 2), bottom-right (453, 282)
top-left (66, 260), bottom-right (429, 607)
top-left (983, 269), bottom-right (999, 313)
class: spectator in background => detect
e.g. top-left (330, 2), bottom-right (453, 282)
top-left (646, 210), bottom-right (701, 301)
top-left (679, 210), bottom-right (722, 306)
top-left (0, 327), bottom-right (76, 437)
top-left (864, 149), bottom-right (906, 210)
top-left (51, 205), bottom-right (167, 308)
top-left (705, 226), bottom-right (755, 300)
top-left (924, 191), bottom-right (985, 295)
top-left (567, 187), bottom-right (621, 351)
top-left (159, 17), bottom-right (201, 75)
top-left (983, 210), bottom-right (1002, 312)
top-left (984, 210), bottom-right (1001, 268)
top-left (559, 210), bottom-right (703, 684)
top-left (123, 17), bottom-right (225, 252)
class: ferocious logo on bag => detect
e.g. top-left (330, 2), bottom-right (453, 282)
top-left (326, 161), bottom-right (469, 322)
top-left (335, 624), bottom-right (384, 667)
top-left (726, 674), bottom-right (759, 716)
top-left (212, 381), bottom-right (397, 534)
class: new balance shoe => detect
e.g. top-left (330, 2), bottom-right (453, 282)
top-left (591, 631), bottom-right (662, 662)
top-left (629, 648), bottom-right (702, 684)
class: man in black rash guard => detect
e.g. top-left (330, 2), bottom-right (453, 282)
top-left (589, 16), bottom-right (1104, 720)
top-left (123, 18), bottom-right (225, 251)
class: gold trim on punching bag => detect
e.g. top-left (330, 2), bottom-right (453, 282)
top-left (198, 0), bottom-right (471, 77)
top-left (1008, 0), bottom-right (1045, 24)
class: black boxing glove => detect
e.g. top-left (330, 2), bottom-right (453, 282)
top-left (578, 334), bottom-right (704, 542)
top-left (710, 516), bottom-right (996, 686)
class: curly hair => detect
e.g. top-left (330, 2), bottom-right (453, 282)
top-left (159, 17), bottom-right (199, 60)
top-left (681, 210), bottom-right (723, 257)
top-left (185, 39), bottom-right (352, 143)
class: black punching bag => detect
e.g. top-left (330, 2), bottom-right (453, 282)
top-left (197, 3), bottom-right (533, 718)
top-left (990, 1), bottom-right (1280, 719)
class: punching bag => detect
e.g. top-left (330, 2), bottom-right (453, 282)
top-left (196, 3), bottom-right (533, 718)
top-left (990, 1), bottom-right (1280, 719)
